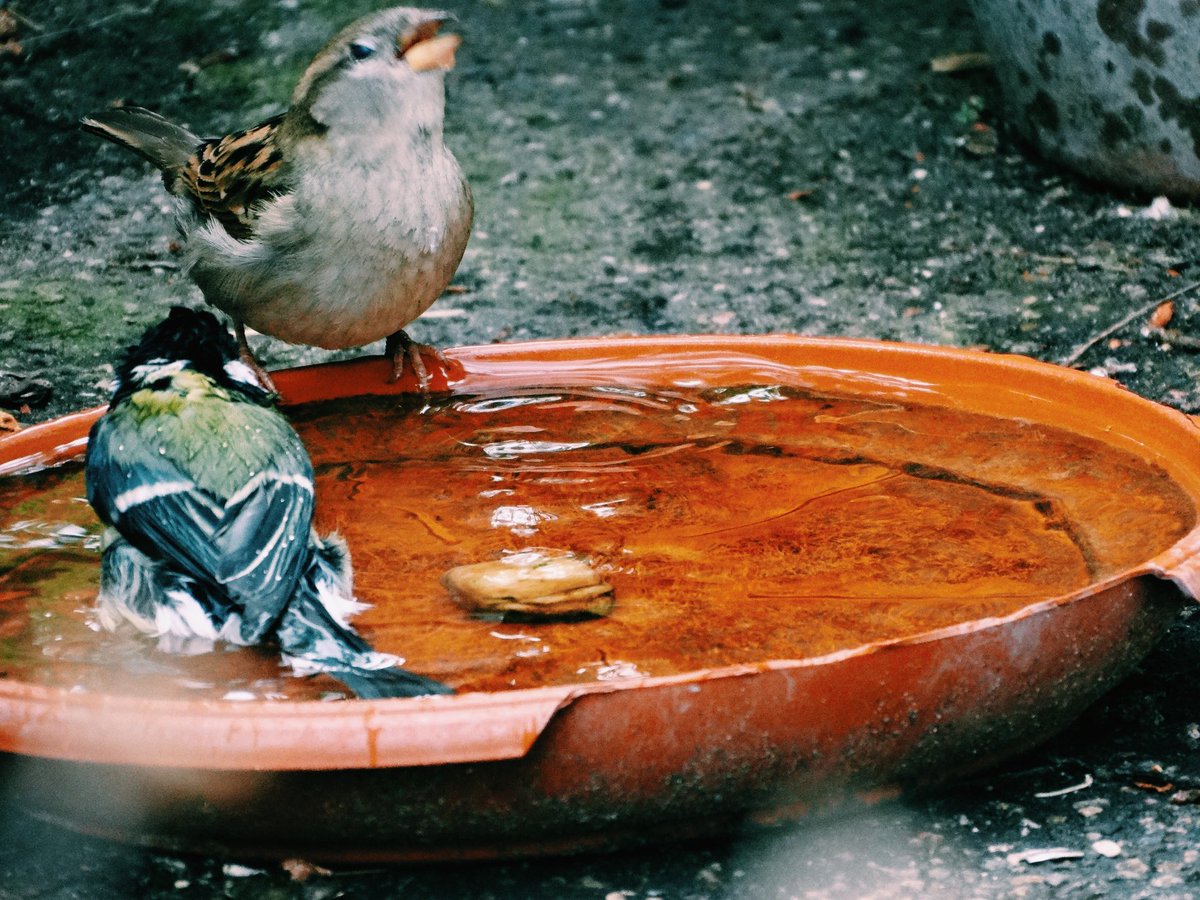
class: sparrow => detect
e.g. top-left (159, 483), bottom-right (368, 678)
top-left (82, 7), bottom-right (473, 392)
top-left (85, 306), bottom-right (452, 699)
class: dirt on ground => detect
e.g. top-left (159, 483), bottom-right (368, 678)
top-left (1, 0), bottom-right (1199, 897)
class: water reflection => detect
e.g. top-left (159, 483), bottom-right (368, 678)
top-left (0, 382), bottom-right (1193, 700)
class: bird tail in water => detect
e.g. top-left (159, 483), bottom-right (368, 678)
top-left (275, 537), bottom-right (453, 699)
top-left (80, 106), bottom-right (200, 173)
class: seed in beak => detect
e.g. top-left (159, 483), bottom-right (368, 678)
top-left (404, 33), bottom-right (461, 72)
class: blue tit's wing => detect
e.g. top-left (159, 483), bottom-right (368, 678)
top-left (209, 462), bottom-right (317, 640)
top-left (86, 413), bottom-right (227, 564)
top-left (86, 410), bottom-right (317, 641)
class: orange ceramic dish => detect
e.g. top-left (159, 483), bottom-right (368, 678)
top-left (0, 335), bottom-right (1197, 861)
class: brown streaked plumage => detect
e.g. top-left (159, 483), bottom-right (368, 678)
top-left (177, 116), bottom-right (287, 241)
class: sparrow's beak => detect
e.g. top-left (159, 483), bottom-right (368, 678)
top-left (400, 20), bottom-right (461, 72)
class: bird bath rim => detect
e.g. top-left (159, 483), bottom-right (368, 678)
top-left (0, 333), bottom-right (1197, 772)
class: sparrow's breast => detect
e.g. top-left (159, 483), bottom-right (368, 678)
top-left (191, 141), bottom-right (473, 350)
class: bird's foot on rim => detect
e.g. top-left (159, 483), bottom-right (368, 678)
top-left (384, 330), bottom-right (461, 393)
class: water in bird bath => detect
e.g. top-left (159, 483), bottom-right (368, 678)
top-left (0, 382), bottom-right (1193, 700)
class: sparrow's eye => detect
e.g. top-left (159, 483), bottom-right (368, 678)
top-left (349, 41), bottom-right (376, 61)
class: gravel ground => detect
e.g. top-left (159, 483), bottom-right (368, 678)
top-left (2, 0), bottom-right (1199, 897)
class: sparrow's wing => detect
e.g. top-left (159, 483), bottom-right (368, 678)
top-left (86, 410), bottom-right (316, 641)
top-left (176, 114), bottom-right (288, 240)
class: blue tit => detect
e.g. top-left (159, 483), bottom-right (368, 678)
top-left (85, 306), bottom-right (451, 699)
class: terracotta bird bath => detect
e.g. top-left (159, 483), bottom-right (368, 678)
top-left (0, 335), bottom-right (1196, 861)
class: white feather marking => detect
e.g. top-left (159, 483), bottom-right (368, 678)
top-left (281, 648), bottom-right (406, 677)
top-left (153, 589), bottom-right (251, 646)
top-left (222, 509), bottom-right (292, 583)
top-left (155, 633), bottom-right (217, 656)
top-left (157, 588), bottom-right (220, 640)
top-left (114, 480), bottom-right (197, 513)
top-left (353, 650), bottom-right (407, 670)
top-left (313, 575), bottom-right (371, 629)
top-left (223, 359), bottom-right (262, 388)
top-left (96, 590), bottom-right (156, 635)
top-left (224, 471), bottom-right (314, 510)
top-left (130, 359), bottom-right (188, 385)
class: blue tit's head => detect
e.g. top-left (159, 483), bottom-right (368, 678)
top-left (111, 307), bottom-right (269, 406)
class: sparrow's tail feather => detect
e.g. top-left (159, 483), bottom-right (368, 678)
top-left (274, 556), bottom-right (453, 699)
top-left (81, 106), bottom-right (200, 173)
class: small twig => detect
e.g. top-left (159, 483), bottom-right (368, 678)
top-left (1156, 328), bottom-right (1200, 352)
top-left (8, 8), bottom-right (45, 32)
top-left (1006, 848), bottom-right (1085, 865)
top-left (929, 51), bottom-right (991, 74)
top-left (1034, 773), bottom-right (1093, 798)
top-left (1060, 279), bottom-right (1200, 367)
top-left (124, 259), bottom-right (180, 271)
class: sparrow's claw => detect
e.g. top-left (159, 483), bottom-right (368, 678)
top-left (235, 321), bottom-right (278, 394)
top-left (394, 331), bottom-right (430, 390)
top-left (385, 330), bottom-right (459, 393)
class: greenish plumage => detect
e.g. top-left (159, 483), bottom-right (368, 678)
top-left (85, 306), bottom-right (452, 699)
top-left (118, 371), bottom-right (299, 500)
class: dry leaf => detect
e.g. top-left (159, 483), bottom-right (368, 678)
top-left (930, 51), bottom-right (991, 74)
top-left (0, 412), bottom-right (20, 434)
top-left (961, 121), bottom-right (999, 155)
top-left (1006, 847), bottom-right (1084, 865)
top-left (1149, 300), bottom-right (1175, 329)
top-left (1134, 780), bottom-right (1174, 793)
top-left (711, 310), bottom-right (736, 326)
top-left (281, 858), bottom-right (332, 882)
